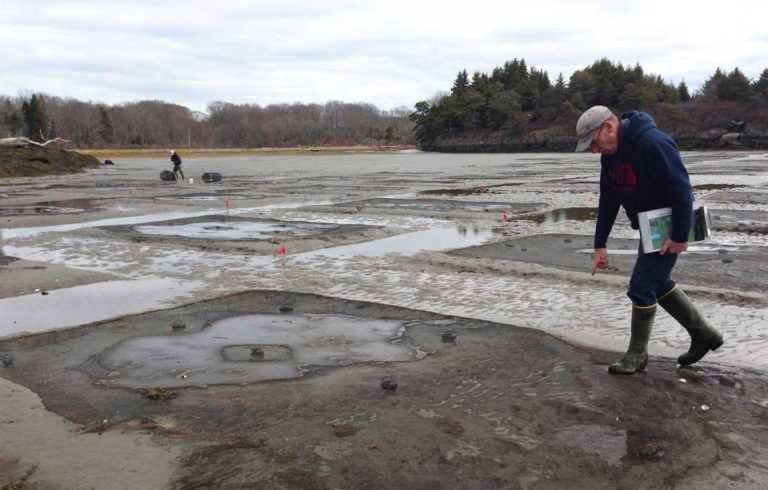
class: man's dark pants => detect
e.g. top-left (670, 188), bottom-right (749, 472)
top-left (628, 243), bottom-right (678, 307)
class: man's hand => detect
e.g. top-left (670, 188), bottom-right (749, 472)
top-left (592, 247), bottom-right (609, 275)
top-left (659, 239), bottom-right (688, 255)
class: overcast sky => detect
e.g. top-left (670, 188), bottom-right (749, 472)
top-left (2, 0), bottom-right (766, 113)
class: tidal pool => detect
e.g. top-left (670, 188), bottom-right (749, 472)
top-left (98, 314), bottom-right (415, 388)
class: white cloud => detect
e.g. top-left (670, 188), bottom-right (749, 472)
top-left (1, 0), bottom-right (767, 112)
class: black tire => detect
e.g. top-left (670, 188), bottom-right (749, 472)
top-left (202, 172), bottom-right (223, 183)
top-left (160, 170), bottom-right (176, 181)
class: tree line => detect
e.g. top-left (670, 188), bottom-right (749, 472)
top-left (0, 95), bottom-right (415, 148)
top-left (410, 58), bottom-right (768, 145)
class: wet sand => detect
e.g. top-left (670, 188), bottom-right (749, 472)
top-left (1, 150), bottom-right (768, 488)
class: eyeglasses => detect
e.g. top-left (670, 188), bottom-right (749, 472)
top-left (589, 124), bottom-right (604, 152)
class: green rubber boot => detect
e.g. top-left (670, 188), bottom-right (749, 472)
top-left (609, 306), bottom-right (656, 375)
top-left (658, 286), bottom-right (723, 366)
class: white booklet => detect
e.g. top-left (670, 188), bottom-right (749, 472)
top-left (638, 201), bottom-right (711, 254)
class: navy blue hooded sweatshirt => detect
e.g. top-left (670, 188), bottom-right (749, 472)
top-left (594, 111), bottom-right (694, 249)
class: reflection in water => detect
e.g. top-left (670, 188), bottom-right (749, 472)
top-left (337, 197), bottom-right (539, 214)
top-left (0, 199), bottom-right (102, 216)
top-left (154, 194), bottom-right (253, 201)
top-left (523, 207), bottom-right (597, 224)
top-left (299, 226), bottom-right (494, 259)
top-left (133, 220), bottom-right (346, 240)
top-left (0, 205), bottom-right (84, 216)
top-left (0, 278), bottom-right (204, 338)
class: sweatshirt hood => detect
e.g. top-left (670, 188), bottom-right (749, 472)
top-left (619, 111), bottom-right (658, 146)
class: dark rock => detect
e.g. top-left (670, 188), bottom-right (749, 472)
top-left (380, 378), bottom-right (397, 390)
top-left (278, 304), bottom-right (294, 313)
top-left (104, 159), bottom-right (114, 165)
top-left (1, 354), bottom-right (13, 367)
top-left (170, 320), bottom-right (187, 330)
top-left (718, 375), bottom-right (737, 387)
top-left (441, 331), bottom-right (457, 343)
top-left (638, 445), bottom-right (664, 461)
top-left (41, 291), bottom-right (49, 295)
top-left (250, 347), bottom-right (264, 359)
top-left (0, 255), bottom-right (20, 266)
top-left (726, 120), bottom-right (746, 132)
top-left (722, 258), bottom-right (734, 264)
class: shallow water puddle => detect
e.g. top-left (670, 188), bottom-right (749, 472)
top-left (0, 198), bottom-right (106, 216)
top-left (335, 197), bottom-right (541, 214)
top-left (98, 314), bottom-right (414, 387)
top-left (1, 210), bottom-right (223, 239)
top-left (133, 220), bottom-right (357, 240)
top-left (521, 207), bottom-right (598, 224)
top-left (0, 278), bottom-right (205, 339)
top-left (554, 424), bottom-right (627, 466)
top-left (0, 205), bottom-right (85, 216)
top-left (298, 226), bottom-right (495, 259)
top-left (153, 194), bottom-right (262, 202)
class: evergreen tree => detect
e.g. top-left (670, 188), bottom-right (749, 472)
top-left (487, 89), bottom-right (519, 130)
top-left (653, 75), bottom-right (679, 104)
top-left (451, 70), bottom-right (469, 98)
top-left (568, 69), bottom-right (597, 108)
top-left (618, 82), bottom-right (653, 109)
top-left (720, 67), bottom-right (752, 103)
top-left (752, 68), bottom-right (768, 102)
top-left (470, 71), bottom-right (489, 93)
top-left (22, 94), bottom-right (48, 141)
top-left (410, 101), bottom-right (440, 143)
top-left (384, 126), bottom-right (396, 143)
top-left (698, 68), bottom-right (726, 102)
top-left (677, 81), bottom-right (691, 102)
top-left (490, 58), bottom-right (529, 93)
top-left (98, 106), bottom-right (115, 144)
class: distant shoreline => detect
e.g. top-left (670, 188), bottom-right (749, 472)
top-left (77, 145), bottom-right (418, 159)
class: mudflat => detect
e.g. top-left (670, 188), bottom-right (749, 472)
top-left (1, 150), bottom-right (768, 489)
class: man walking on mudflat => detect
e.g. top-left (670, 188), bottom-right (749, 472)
top-left (170, 149), bottom-right (184, 181)
top-left (575, 106), bottom-right (723, 375)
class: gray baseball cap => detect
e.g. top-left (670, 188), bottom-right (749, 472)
top-left (575, 105), bottom-right (613, 152)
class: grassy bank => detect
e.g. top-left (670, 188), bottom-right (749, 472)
top-left (0, 147), bottom-right (102, 178)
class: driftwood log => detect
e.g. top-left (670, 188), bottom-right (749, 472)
top-left (0, 136), bottom-right (70, 148)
